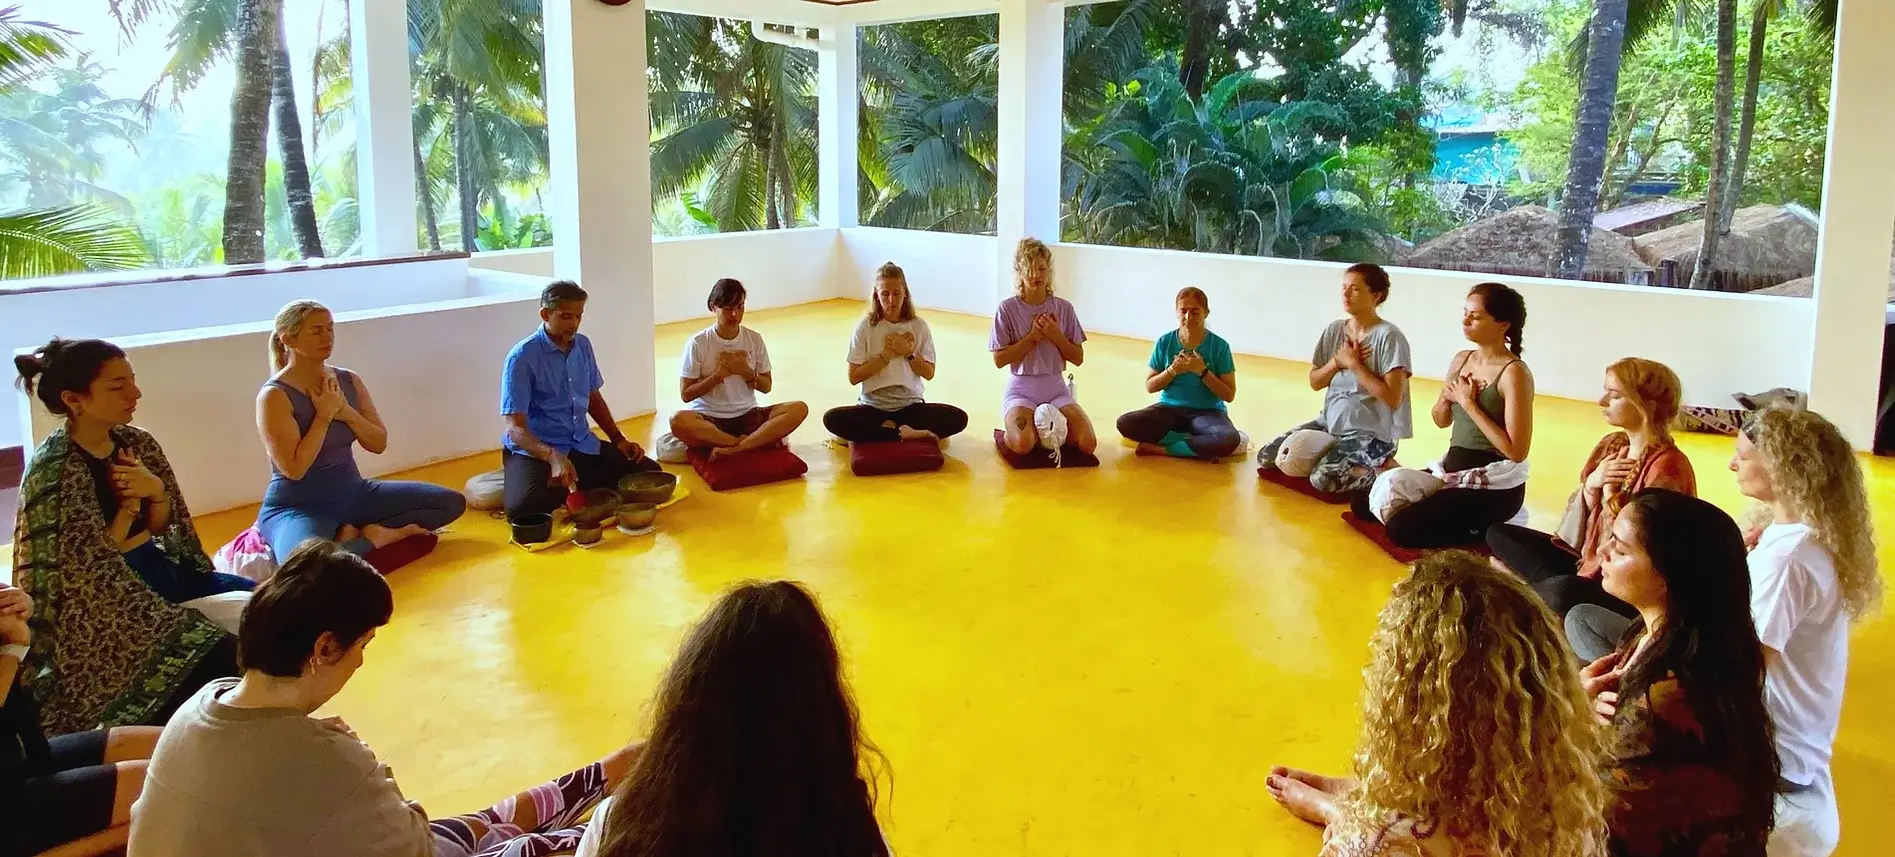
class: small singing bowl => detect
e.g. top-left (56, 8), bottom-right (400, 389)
top-left (568, 488), bottom-right (621, 527)
top-left (572, 525), bottom-right (604, 546)
top-left (617, 502), bottom-right (657, 530)
top-left (617, 471), bottom-right (679, 506)
top-left (509, 512), bottom-right (553, 545)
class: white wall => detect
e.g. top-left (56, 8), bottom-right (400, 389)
top-left (1052, 243), bottom-right (1814, 406)
top-left (0, 258), bottom-right (547, 451)
top-left (471, 228), bottom-right (847, 324)
top-left (838, 228), bottom-right (999, 316)
top-left (21, 294), bottom-right (541, 514)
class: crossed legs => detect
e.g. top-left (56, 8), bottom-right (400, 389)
top-left (670, 402), bottom-right (811, 461)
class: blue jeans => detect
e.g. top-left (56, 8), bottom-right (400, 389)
top-left (258, 478), bottom-right (467, 562)
top-left (122, 541), bottom-right (254, 603)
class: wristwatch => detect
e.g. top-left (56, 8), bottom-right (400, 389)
top-left (0, 644), bottom-right (27, 662)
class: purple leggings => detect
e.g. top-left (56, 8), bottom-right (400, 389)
top-left (428, 761), bottom-right (607, 857)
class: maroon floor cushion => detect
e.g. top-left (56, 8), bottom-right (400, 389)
top-left (365, 533), bottom-right (438, 575)
top-left (1342, 511), bottom-right (1489, 565)
top-left (1257, 467), bottom-right (1350, 504)
top-left (688, 444), bottom-right (809, 491)
top-left (992, 429), bottom-right (1100, 469)
top-left (850, 438), bottom-right (946, 476)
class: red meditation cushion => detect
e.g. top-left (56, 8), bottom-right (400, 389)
top-left (364, 533), bottom-right (439, 575)
top-left (849, 438), bottom-right (945, 477)
top-left (1341, 511), bottom-right (1490, 565)
top-left (687, 444), bottom-right (809, 491)
top-left (992, 429), bottom-right (1100, 470)
top-left (1258, 466), bottom-right (1350, 504)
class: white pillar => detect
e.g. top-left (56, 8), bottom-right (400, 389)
top-left (994, 0), bottom-right (1063, 304)
top-left (1807, 0), bottom-right (1895, 447)
top-left (544, 0), bottom-right (657, 416)
top-left (349, 0), bottom-right (417, 257)
top-left (819, 25), bottom-right (860, 229)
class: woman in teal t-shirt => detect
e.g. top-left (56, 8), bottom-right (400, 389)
top-left (1115, 288), bottom-right (1242, 460)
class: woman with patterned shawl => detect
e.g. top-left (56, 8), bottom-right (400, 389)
top-left (12, 339), bottom-right (238, 736)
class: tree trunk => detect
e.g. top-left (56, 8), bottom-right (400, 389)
top-left (223, 0), bottom-right (277, 265)
top-left (1721, 4), bottom-right (1769, 233)
top-left (1178, 0), bottom-right (1217, 99)
top-left (414, 139), bottom-right (442, 251)
top-left (1554, 0), bottom-right (1631, 279)
top-left (272, 10), bottom-right (324, 258)
top-left (452, 81), bottom-right (480, 252)
top-left (774, 126), bottom-right (797, 227)
top-left (762, 136), bottom-right (782, 230)
top-left (1689, 0), bottom-right (1738, 290)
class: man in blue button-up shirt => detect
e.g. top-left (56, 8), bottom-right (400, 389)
top-left (499, 281), bottom-right (661, 517)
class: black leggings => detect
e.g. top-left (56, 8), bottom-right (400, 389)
top-left (503, 445), bottom-right (661, 519)
top-left (1115, 404), bottom-right (1242, 459)
top-left (822, 403), bottom-right (969, 443)
top-left (1486, 524), bottom-right (1636, 619)
top-left (1352, 447), bottom-right (1526, 549)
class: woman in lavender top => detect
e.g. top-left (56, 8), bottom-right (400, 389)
top-left (990, 238), bottom-right (1097, 455)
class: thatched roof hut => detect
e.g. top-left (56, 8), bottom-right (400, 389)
top-left (1402, 205), bottom-right (1653, 283)
top-left (1632, 205), bottom-right (1818, 290)
top-left (1751, 246), bottom-right (1895, 303)
top-left (1594, 199), bottom-right (1703, 237)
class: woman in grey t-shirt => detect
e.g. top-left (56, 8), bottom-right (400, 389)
top-left (1258, 264), bottom-right (1413, 494)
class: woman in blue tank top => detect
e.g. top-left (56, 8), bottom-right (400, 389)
top-left (253, 302), bottom-right (467, 563)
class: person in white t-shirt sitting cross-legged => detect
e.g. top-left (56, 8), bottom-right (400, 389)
top-left (821, 262), bottom-right (968, 446)
top-left (669, 278), bottom-right (810, 461)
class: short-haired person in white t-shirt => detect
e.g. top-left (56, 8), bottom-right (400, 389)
top-left (821, 262), bottom-right (968, 445)
top-left (1731, 406), bottom-right (1879, 857)
top-left (669, 279), bottom-right (810, 460)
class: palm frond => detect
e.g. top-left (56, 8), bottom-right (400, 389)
top-left (0, 7), bottom-right (70, 89)
top-left (0, 204), bottom-right (151, 278)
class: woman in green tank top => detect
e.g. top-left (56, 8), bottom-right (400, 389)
top-left (1360, 283), bottom-right (1537, 549)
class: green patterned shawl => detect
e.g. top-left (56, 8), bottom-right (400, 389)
top-left (10, 424), bottom-right (228, 735)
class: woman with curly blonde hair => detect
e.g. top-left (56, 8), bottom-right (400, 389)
top-left (1267, 551), bottom-right (1609, 857)
top-left (1733, 406), bottom-right (1873, 857)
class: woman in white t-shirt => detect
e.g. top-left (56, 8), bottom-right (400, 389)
top-left (1732, 405), bottom-right (1880, 857)
top-left (821, 262), bottom-right (969, 445)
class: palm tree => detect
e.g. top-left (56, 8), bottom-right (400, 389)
top-left (1720, 0), bottom-right (1833, 231)
top-left (0, 8), bottom-right (147, 277)
top-left (1687, 0), bottom-right (1736, 290)
top-left (0, 55), bottom-right (146, 209)
top-left (647, 13), bottom-right (817, 232)
top-left (1554, 0), bottom-right (1631, 279)
top-left (220, 0), bottom-right (272, 263)
top-left (110, 0), bottom-right (328, 260)
top-left (858, 17), bottom-right (998, 232)
top-left (408, 0), bottom-right (548, 252)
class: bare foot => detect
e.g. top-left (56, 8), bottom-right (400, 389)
top-left (361, 523), bottom-right (430, 549)
top-left (1266, 768), bottom-right (1344, 827)
top-left (709, 445), bottom-right (739, 461)
top-left (337, 524), bottom-right (362, 543)
top-left (1135, 443), bottom-right (1169, 457)
top-left (1270, 766), bottom-right (1352, 795)
top-left (897, 426), bottom-right (939, 441)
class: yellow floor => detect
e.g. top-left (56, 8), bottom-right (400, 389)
top-left (14, 298), bottom-right (1895, 854)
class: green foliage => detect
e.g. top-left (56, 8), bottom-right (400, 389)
top-left (0, 204), bottom-right (148, 276)
top-left (1671, 9), bottom-right (1831, 210)
top-left (1506, 0), bottom-right (1832, 213)
top-left (647, 13), bottom-right (818, 235)
top-left (1064, 68), bottom-right (1386, 260)
top-left (858, 16), bottom-right (998, 233)
top-left (0, 7), bottom-right (150, 277)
